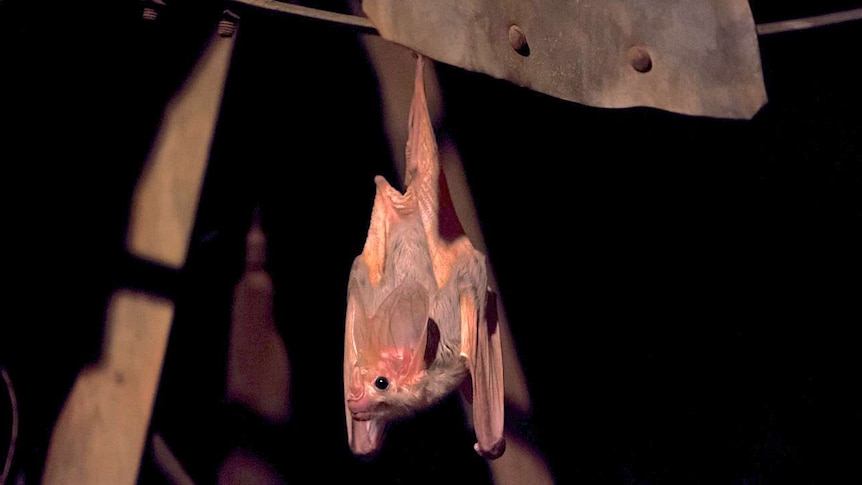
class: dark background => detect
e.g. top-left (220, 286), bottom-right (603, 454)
top-left (1, 1), bottom-right (860, 483)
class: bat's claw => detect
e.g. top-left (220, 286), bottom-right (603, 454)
top-left (474, 437), bottom-right (506, 460)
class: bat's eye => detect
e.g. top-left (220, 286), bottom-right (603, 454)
top-left (374, 376), bottom-right (389, 390)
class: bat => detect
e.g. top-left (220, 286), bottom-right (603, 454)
top-left (343, 55), bottom-right (505, 459)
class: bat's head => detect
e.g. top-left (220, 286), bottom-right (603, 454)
top-left (344, 280), bottom-right (453, 457)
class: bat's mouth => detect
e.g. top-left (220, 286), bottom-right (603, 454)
top-left (349, 416), bottom-right (386, 457)
top-left (350, 411), bottom-right (373, 421)
top-left (347, 393), bottom-right (385, 420)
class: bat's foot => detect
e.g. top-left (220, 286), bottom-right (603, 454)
top-left (474, 437), bottom-right (506, 460)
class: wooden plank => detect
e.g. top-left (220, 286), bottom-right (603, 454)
top-left (42, 291), bottom-right (174, 485)
top-left (127, 27), bottom-right (237, 269)
top-left (363, 0), bottom-right (767, 119)
top-left (151, 433), bottom-right (197, 485)
top-left (42, 24), bottom-right (237, 485)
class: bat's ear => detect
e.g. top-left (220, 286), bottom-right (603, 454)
top-left (348, 294), bottom-right (376, 362)
top-left (404, 317), bottom-right (439, 384)
top-left (344, 294), bottom-right (364, 368)
top-left (369, 280), bottom-right (435, 381)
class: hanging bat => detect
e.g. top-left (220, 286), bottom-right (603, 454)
top-left (343, 55), bottom-right (505, 459)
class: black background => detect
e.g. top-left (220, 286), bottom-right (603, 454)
top-left (1, 1), bottom-right (860, 483)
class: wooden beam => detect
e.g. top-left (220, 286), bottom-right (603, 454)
top-left (42, 24), bottom-right (237, 485)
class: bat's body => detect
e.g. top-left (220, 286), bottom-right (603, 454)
top-left (343, 56), bottom-right (505, 459)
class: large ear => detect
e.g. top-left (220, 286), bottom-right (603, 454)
top-left (344, 291), bottom-right (364, 444)
top-left (373, 280), bottom-right (432, 380)
top-left (344, 288), bottom-right (388, 457)
top-left (460, 286), bottom-right (505, 459)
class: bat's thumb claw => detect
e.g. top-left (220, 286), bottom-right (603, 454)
top-left (474, 438), bottom-right (506, 460)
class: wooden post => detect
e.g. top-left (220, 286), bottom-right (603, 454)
top-left (42, 22), bottom-right (237, 485)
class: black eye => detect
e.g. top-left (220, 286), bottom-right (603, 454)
top-left (374, 376), bottom-right (389, 390)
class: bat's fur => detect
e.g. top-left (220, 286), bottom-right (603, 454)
top-left (377, 356), bottom-right (470, 422)
top-left (344, 198), bottom-right (476, 420)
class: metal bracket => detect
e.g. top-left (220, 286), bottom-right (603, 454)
top-left (362, 0), bottom-right (768, 119)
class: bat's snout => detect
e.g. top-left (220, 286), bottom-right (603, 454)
top-left (347, 393), bottom-right (379, 419)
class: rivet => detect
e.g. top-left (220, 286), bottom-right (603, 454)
top-left (508, 25), bottom-right (530, 57)
top-left (628, 46), bottom-right (652, 73)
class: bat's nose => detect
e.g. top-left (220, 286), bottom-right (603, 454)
top-left (347, 394), bottom-right (375, 418)
top-left (347, 386), bottom-right (364, 402)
